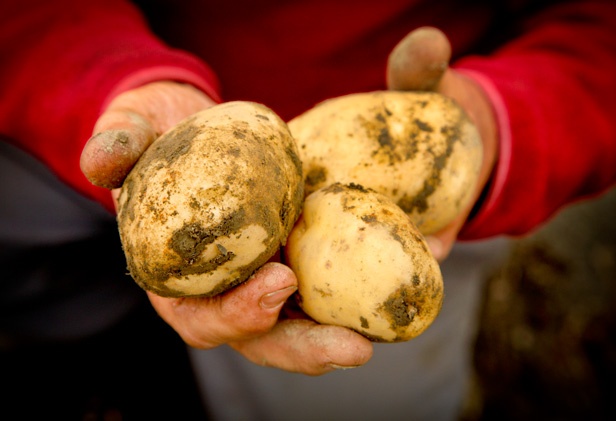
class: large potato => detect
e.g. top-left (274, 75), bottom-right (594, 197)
top-left (285, 183), bottom-right (443, 342)
top-left (117, 101), bottom-right (303, 297)
top-left (288, 91), bottom-right (482, 235)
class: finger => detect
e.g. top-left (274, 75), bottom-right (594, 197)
top-left (80, 109), bottom-right (158, 189)
top-left (230, 319), bottom-right (374, 376)
top-left (148, 262), bottom-right (298, 349)
top-left (387, 26), bottom-right (451, 91)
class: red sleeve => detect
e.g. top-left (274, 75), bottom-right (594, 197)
top-left (453, 0), bottom-right (616, 240)
top-left (0, 0), bottom-right (221, 212)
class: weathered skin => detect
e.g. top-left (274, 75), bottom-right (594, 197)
top-left (117, 101), bottom-right (304, 297)
top-left (285, 183), bottom-right (444, 342)
top-left (288, 91), bottom-right (482, 235)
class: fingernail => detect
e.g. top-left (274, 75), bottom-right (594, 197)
top-left (328, 364), bottom-right (360, 370)
top-left (259, 286), bottom-right (297, 309)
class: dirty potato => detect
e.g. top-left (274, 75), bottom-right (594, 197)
top-left (117, 101), bottom-right (304, 297)
top-left (285, 183), bottom-right (444, 342)
top-left (288, 91), bottom-right (482, 235)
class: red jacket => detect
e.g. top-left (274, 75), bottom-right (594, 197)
top-left (1, 0), bottom-right (615, 240)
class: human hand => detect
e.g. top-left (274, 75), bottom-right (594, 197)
top-left (387, 27), bottom-right (499, 261)
top-left (149, 261), bottom-right (373, 375)
top-left (80, 81), bottom-right (373, 375)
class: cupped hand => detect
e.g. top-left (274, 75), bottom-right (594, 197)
top-left (79, 81), bottom-right (373, 375)
top-left (151, 261), bottom-right (373, 375)
top-left (387, 27), bottom-right (499, 261)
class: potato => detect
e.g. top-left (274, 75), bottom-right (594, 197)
top-left (285, 183), bottom-right (443, 342)
top-left (117, 101), bottom-right (304, 297)
top-left (288, 90), bottom-right (482, 235)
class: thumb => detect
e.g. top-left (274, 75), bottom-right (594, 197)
top-left (80, 81), bottom-right (216, 189)
top-left (80, 109), bottom-right (158, 189)
top-left (386, 26), bottom-right (451, 91)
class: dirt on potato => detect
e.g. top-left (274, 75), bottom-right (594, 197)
top-left (289, 91), bottom-right (482, 236)
top-left (121, 121), bottom-right (280, 293)
top-left (117, 102), bottom-right (304, 298)
top-left (378, 272), bottom-right (443, 342)
top-left (287, 182), bottom-right (443, 342)
top-left (354, 97), bottom-right (466, 216)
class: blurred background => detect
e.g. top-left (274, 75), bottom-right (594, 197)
top-left (461, 187), bottom-right (616, 421)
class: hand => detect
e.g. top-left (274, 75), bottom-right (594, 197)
top-left (80, 81), bottom-right (373, 375)
top-left (387, 27), bottom-right (499, 261)
top-left (150, 261), bottom-right (373, 375)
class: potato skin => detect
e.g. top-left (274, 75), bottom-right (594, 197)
top-left (289, 91), bottom-right (482, 235)
top-left (117, 101), bottom-right (303, 297)
top-left (285, 183), bottom-right (444, 342)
